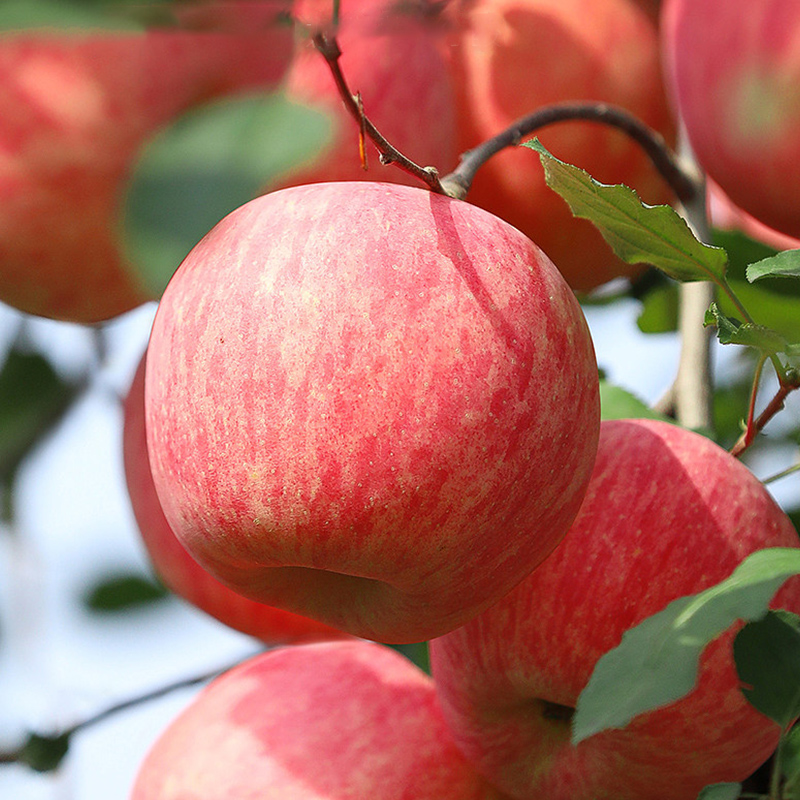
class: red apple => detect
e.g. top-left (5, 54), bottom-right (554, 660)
top-left (708, 179), bottom-right (800, 253)
top-left (430, 418), bottom-right (800, 800)
top-left (124, 350), bottom-right (349, 645)
top-left (130, 639), bottom-right (506, 799)
top-left (271, 0), bottom-right (457, 189)
top-left (144, 180), bottom-right (600, 644)
top-left (439, 0), bottom-right (676, 291)
top-left (662, 0), bottom-right (800, 239)
top-left (0, 3), bottom-right (293, 323)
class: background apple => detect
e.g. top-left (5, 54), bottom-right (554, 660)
top-left (430, 418), bottom-right (800, 800)
top-left (271, 0), bottom-right (457, 189)
top-left (0, 2), bottom-right (293, 323)
top-left (124, 350), bottom-right (349, 645)
top-left (144, 180), bottom-right (600, 644)
top-left (438, 0), bottom-right (676, 291)
top-left (708, 180), bottom-right (800, 253)
top-left (130, 639), bottom-right (506, 799)
top-left (661, 0), bottom-right (800, 239)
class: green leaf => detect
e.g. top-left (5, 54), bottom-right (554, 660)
top-left (0, 0), bottom-right (145, 30)
top-left (20, 732), bottom-right (70, 773)
top-left (696, 784), bottom-right (741, 800)
top-left (599, 381), bottom-right (672, 423)
top-left (572, 547), bottom-right (800, 744)
top-left (714, 229), bottom-right (800, 343)
top-left (782, 724), bottom-right (800, 798)
top-left (704, 302), bottom-right (796, 357)
top-left (121, 93), bottom-right (333, 297)
top-left (83, 572), bottom-right (168, 613)
top-left (734, 610), bottom-right (800, 727)
top-left (0, 348), bottom-right (77, 490)
top-left (636, 282), bottom-right (679, 334)
top-left (526, 139), bottom-right (729, 283)
top-left (747, 249), bottom-right (800, 283)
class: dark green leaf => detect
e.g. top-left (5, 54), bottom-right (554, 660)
top-left (121, 93), bottom-right (333, 297)
top-left (599, 381), bottom-right (671, 423)
top-left (20, 732), bottom-right (70, 773)
top-left (734, 610), bottom-right (800, 727)
top-left (0, 348), bottom-right (77, 488)
top-left (83, 572), bottom-right (168, 613)
top-left (782, 723), bottom-right (800, 799)
top-left (573, 547), bottom-right (800, 744)
top-left (527, 139), bottom-right (729, 283)
top-left (747, 250), bottom-right (800, 283)
top-left (389, 642), bottom-right (430, 674)
top-left (696, 784), bottom-right (741, 800)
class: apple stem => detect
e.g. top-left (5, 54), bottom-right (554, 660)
top-left (311, 32), bottom-right (447, 193)
top-left (438, 101), bottom-right (701, 206)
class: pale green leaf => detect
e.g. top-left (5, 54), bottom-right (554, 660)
top-left (747, 249), bottom-right (800, 283)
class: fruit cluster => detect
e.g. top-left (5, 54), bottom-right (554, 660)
top-left (2, 0), bottom-right (800, 798)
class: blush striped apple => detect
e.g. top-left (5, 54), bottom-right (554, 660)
top-left (124, 351), bottom-right (349, 645)
top-left (144, 180), bottom-right (600, 643)
top-left (430, 418), bottom-right (800, 800)
top-left (130, 640), bottom-right (506, 800)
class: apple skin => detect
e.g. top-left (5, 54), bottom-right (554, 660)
top-left (130, 639), bottom-right (507, 800)
top-left (144, 180), bottom-right (600, 644)
top-left (0, 4), bottom-right (292, 323)
top-left (438, 0), bottom-right (676, 292)
top-left (429, 418), bottom-right (800, 800)
top-left (123, 351), bottom-right (350, 645)
top-left (662, 0), bottom-right (800, 239)
top-left (273, 0), bottom-right (457, 189)
top-left (708, 180), bottom-right (800, 253)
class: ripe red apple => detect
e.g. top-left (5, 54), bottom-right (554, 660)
top-left (144, 180), bottom-right (600, 644)
top-left (130, 639), bottom-right (506, 799)
top-left (0, 3), bottom-right (293, 323)
top-left (439, 0), bottom-right (676, 291)
top-left (661, 0), bottom-right (800, 239)
top-left (272, 0), bottom-right (457, 189)
top-left (123, 351), bottom-right (349, 645)
top-left (708, 180), bottom-right (800, 253)
top-left (430, 418), bottom-right (800, 800)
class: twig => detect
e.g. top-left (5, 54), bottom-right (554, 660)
top-left (439, 101), bottom-right (700, 206)
top-left (312, 32), bottom-right (445, 193)
top-left (762, 461), bottom-right (800, 485)
top-left (0, 648), bottom-right (265, 771)
top-left (730, 370), bottom-right (800, 458)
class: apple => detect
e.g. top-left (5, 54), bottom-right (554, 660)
top-left (130, 639), bottom-right (506, 799)
top-left (429, 418), bottom-right (800, 800)
top-left (144, 180), bottom-right (600, 644)
top-left (0, 3), bottom-right (293, 323)
top-left (123, 350), bottom-right (349, 644)
top-left (271, 0), bottom-right (457, 189)
top-left (661, 0), bottom-right (800, 239)
top-left (438, 0), bottom-right (676, 292)
top-left (708, 179), bottom-right (800, 253)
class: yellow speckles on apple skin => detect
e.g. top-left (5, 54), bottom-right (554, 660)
top-left (146, 181), bottom-right (600, 642)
